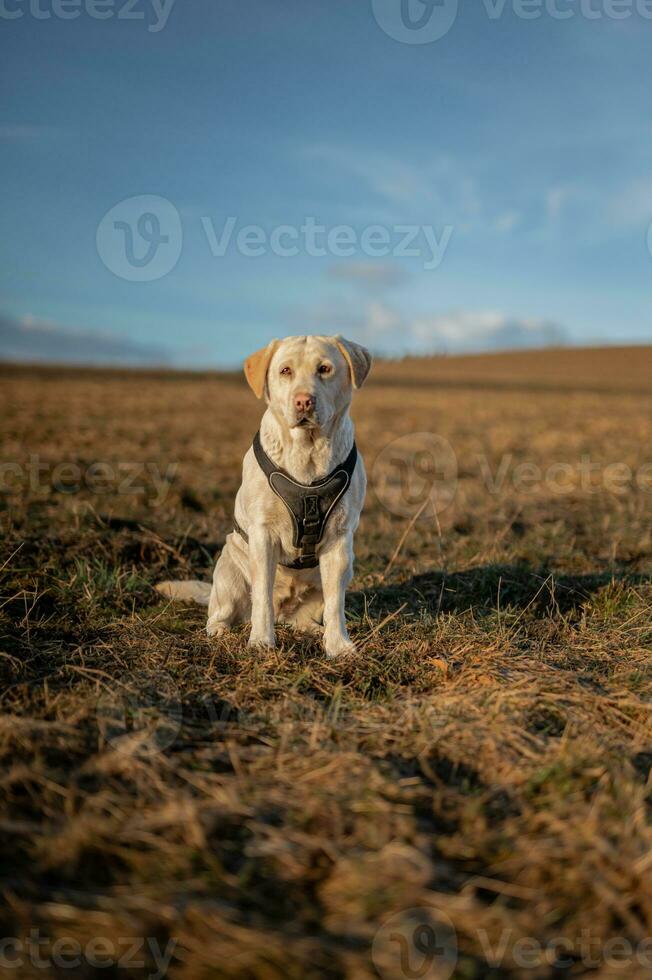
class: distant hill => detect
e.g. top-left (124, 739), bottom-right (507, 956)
top-left (2, 342), bottom-right (651, 396)
top-left (0, 313), bottom-right (171, 367)
top-left (1, 310), bottom-right (650, 394)
top-left (371, 345), bottom-right (652, 395)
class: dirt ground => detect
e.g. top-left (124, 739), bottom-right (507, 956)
top-left (1, 346), bottom-right (652, 978)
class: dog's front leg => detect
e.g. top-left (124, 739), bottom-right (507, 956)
top-left (319, 535), bottom-right (355, 658)
top-left (248, 526), bottom-right (278, 648)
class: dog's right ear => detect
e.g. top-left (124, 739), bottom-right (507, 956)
top-left (335, 336), bottom-right (372, 389)
top-left (244, 339), bottom-right (280, 399)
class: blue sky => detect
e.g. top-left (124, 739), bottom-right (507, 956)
top-left (1, 0), bottom-right (652, 365)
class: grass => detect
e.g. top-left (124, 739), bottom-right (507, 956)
top-left (1, 346), bottom-right (652, 978)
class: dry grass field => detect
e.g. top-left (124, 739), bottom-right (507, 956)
top-left (1, 346), bottom-right (652, 978)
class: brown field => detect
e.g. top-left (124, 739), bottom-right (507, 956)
top-left (1, 346), bottom-right (652, 978)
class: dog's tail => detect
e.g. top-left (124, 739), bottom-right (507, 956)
top-left (155, 580), bottom-right (211, 606)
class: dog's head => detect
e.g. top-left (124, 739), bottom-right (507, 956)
top-left (244, 335), bottom-right (372, 432)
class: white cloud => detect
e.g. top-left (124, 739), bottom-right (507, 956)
top-left (607, 175), bottom-right (652, 227)
top-left (366, 301), bottom-right (402, 334)
top-left (495, 211), bottom-right (521, 233)
top-left (403, 310), bottom-right (565, 352)
top-left (302, 144), bottom-right (544, 240)
top-left (546, 186), bottom-right (570, 221)
top-left (301, 302), bottom-right (566, 356)
top-left (303, 144), bottom-right (439, 208)
top-left (545, 176), bottom-right (652, 231)
top-left (0, 124), bottom-right (67, 145)
top-left (303, 144), bottom-right (485, 224)
top-left (328, 261), bottom-right (408, 290)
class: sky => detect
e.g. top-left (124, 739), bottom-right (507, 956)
top-left (1, 0), bottom-right (652, 366)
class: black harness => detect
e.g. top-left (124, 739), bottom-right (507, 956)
top-left (234, 432), bottom-right (358, 570)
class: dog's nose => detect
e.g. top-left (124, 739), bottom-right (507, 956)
top-left (294, 392), bottom-right (315, 414)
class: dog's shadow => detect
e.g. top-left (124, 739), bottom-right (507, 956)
top-left (349, 564), bottom-right (651, 622)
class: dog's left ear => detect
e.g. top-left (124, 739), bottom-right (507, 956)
top-left (244, 339), bottom-right (280, 399)
top-left (335, 336), bottom-right (372, 389)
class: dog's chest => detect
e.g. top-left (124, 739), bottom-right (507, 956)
top-left (260, 479), bottom-right (348, 555)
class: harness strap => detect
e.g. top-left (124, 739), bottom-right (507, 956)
top-left (234, 433), bottom-right (358, 570)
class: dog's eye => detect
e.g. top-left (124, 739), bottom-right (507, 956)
top-left (279, 366), bottom-right (292, 377)
top-left (317, 364), bottom-right (332, 376)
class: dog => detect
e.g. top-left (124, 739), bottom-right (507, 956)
top-left (157, 334), bottom-right (372, 657)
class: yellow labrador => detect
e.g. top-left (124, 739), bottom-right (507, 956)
top-left (158, 335), bottom-right (371, 657)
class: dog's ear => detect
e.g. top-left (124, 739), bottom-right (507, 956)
top-left (335, 336), bottom-right (372, 389)
top-left (244, 339), bottom-right (280, 399)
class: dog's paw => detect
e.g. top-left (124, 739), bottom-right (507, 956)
top-left (323, 636), bottom-right (356, 658)
top-left (206, 623), bottom-right (229, 640)
top-left (248, 631), bottom-right (276, 650)
top-left (206, 618), bottom-right (229, 638)
top-left (290, 619), bottom-right (324, 637)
